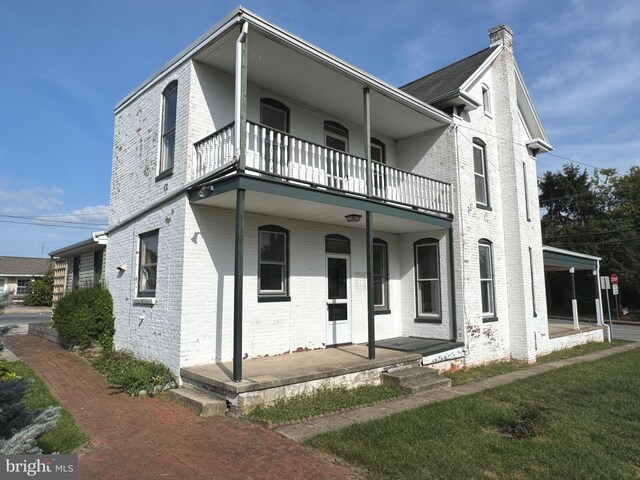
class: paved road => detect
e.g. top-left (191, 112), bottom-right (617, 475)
top-left (1, 313), bottom-right (51, 325)
top-left (550, 317), bottom-right (640, 342)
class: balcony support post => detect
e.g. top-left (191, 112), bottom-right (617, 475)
top-left (235, 21), bottom-right (249, 171)
top-left (366, 210), bottom-right (376, 360)
top-left (363, 87), bottom-right (372, 197)
top-left (233, 188), bottom-right (246, 382)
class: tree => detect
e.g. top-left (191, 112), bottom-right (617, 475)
top-left (23, 270), bottom-right (54, 307)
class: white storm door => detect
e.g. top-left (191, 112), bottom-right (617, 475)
top-left (326, 254), bottom-right (351, 345)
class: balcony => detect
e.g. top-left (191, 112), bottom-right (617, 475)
top-left (194, 121), bottom-right (452, 216)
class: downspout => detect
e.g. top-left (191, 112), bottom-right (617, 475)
top-left (451, 123), bottom-right (465, 347)
top-left (596, 261), bottom-right (611, 342)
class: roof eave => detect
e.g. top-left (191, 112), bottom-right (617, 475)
top-left (49, 237), bottom-right (105, 258)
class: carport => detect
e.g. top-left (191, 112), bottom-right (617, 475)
top-left (543, 246), bottom-right (605, 334)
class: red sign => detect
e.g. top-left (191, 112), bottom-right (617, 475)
top-left (611, 274), bottom-right (619, 285)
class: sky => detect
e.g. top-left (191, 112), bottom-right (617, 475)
top-left (0, 0), bottom-right (638, 258)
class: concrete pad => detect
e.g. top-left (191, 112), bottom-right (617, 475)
top-left (0, 346), bottom-right (19, 361)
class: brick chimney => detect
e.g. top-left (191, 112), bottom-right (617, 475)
top-left (489, 24), bottom-right (513, 50)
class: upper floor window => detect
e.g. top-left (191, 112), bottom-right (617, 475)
top-left (414, 239), bottom-right (440, 319)
top-left (473, 139), bottom-right (490, 207)
top-left (260, 98), bottom-right (289, 133)
top-left (370, 138), bottom-right (386, 163)
top-left (324, 121), bottom-right (348, 152)
top-left (479, 239), bottom-right (496, 320)
top-left (160, 81), bottom-right (178, 175)
top-left (373, 238), bottom-right (389, 312)
top-left (138, 230), bottom-right (159, 298)
top-left (259, 225), bottom-right (289, 297)
top-left (482, 85), bottom-right (492, 116)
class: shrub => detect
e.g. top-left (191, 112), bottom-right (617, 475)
top-left (23, 270), bottom-right (54, 307)
top-left (0, 292), bottom-right (11, 316)
top-left (91, 350), bottom-right (174, 396)
top-left (52, 286), bottom-right (115, 349)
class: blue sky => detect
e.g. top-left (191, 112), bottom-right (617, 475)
top-left (1, 0), bottom-right (638, 258)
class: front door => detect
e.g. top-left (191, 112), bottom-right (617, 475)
top-left (326, 254), bottom-right (351, 345)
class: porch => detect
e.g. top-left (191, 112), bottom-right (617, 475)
top-left (181, 345), bottom-right (422, 415)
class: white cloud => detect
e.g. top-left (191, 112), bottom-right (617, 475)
top-left (49, 205), bottom-right (109, 227)
top-left (0, 186), bottom-right (64, 214)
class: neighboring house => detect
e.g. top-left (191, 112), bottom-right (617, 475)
top-left (49, 231), bottom-right (107, 302)
top-left (0, 256), bottom-right (51, 301)
top-left (105, 7), bottom-right (605, 384)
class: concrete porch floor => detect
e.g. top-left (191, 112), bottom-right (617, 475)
top-left (548, 319), bottom-right (603, 339)
top-left (181, 345), bottom-right (422, 394)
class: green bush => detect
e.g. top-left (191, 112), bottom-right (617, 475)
top-left (91, 350), bottom-right (174, 396)
top-left (23, 271), bottom-right (54, 307)
top-left (52, 286), bottom-right (115, 349)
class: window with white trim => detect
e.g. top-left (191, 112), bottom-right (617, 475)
top-left (482, 85), bottom-right (492, 116)
top-left (473, 139), bottom-right (489, 207)
top-left (479, 240), bottom-right (495, 319)
top-left (258, 225), bottom-right (288, 296)
top-left (373, 239), bottom-right (388, 311)
top-left (138, 230), bottom-right (159, 298)
top-left (159, 81), bottom-right (178, 175)
top-left (414, 239), bottom-right (440, 318)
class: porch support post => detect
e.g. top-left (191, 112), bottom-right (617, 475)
top-left (569, 267), bottom-right (579, 330)
top-left (235, 21), bottom-right (248, 171)
top-left (366, 210), bottom-right (376, 359)
top-left (233, 188), bottom-right (246, 381)
top-left (448, 227), bottom-right (457, 341)
top-left (363, 87), bottom-right (372, 197)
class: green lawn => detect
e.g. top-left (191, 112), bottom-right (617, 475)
top-left (307, 347), bottom-right (640, 480)
top-left (6, 361), bottom-right (88, 453)
top-left (247, 385), bottom-right (409, 423)
top-left (443, 339), bottom-right (630, 386)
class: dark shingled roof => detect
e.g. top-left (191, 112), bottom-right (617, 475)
top-left (0, 256), bottom-right (51, 276)
top-left (400, 46), bottom-right (497, 104)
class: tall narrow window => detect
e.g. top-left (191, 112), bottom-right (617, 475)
top-left (479, 240), bottom-right (496, 320)
top-left (373, 239), bottom-right (389, 311)
top-left (93, 250), bottom-right (103, 285)
top-left (529, 247), bottom-right (537, 317)
top-left (72, 256), bottom-right (81, 290)
top-left (482, 85), bottom-right (492, 116)
top-left (260, 99), bottom-right (290, 173)
top-left (414, 239), bottom-right (440, 319)
top-left (523, 161), bottom-right (531, 221)
top-left (324, 121), bottom-right (348, 189)
top-left (160, 81), bottom-right (178, 175)
top-left (258, 225), bottom-right (289, 297)
top-left (138, 230), bottom-right (159, 297)
top-left (371, 138), bottom-right (386, 196)
top-left (473, 139), bottom-right (489, 207)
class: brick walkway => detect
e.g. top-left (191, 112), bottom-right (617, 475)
top-left (4, 335), bottom-right (359, 480)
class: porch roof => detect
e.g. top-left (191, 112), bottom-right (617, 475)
top-left (116, 7), bottom-right (451, 139)
top-left (190, 173), bottom-right (453, 232)
top-left (542, 245), bottom-right (600, 271)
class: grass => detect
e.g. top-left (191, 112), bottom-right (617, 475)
top-left (307, 347), bottom-right (640, 480)
top-left (90, 350), bottom-right (174, 396)
top-left (246, 385), bottom-right (410, 423)
top-left (443, 339), bottom-right (630, 386)
top-left (5, 361), bottom-right (88, 453)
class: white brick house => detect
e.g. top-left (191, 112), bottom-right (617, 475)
top-left (106, 7), bottom-right (605, 382)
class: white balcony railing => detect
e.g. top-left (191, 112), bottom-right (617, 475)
top-left (194, 121), bottom-right (452, 215)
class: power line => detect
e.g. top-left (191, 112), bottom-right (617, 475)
top-left (0, 215), bottom-right (107, 226)
top-left (544, 227), bottom-right (640, 239)
top-left (0, 220), bottom-right (99, 231)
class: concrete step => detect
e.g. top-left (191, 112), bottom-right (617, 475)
top-left (381, 366), bottom-right (451, 393)
top-left (166, 387), bottom-right (228, 417)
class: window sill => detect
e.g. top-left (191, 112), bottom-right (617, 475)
top-left (484, 111), bottom-right (494, 119)
top-left (374, 309), bottom-right (391, 315)
top-left (258, 296), bottom-right (291, 303)
top-left (155, 169), bottom-right (173, 182)
top-left (415, 317), bottom-right (442, 324)
top-left (476, 203), bottom-right (492, 211)
top-left (133, 297), bottom-right (156, 305)
top-left (482, 316), bottom-right (499, 323)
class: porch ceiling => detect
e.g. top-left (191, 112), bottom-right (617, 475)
top-left (193, 189), bottom-right (446, 234)
top-left (194, 26), bottom-right (448, 139)
top-left (543, 246), bottom-right (599, 272)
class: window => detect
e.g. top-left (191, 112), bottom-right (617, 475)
top-left (479, 240), bottom-right (496, 319)
top-left (17, 279), bottom-right (30, 295)
top-left (72, 256), bottom-right (81, 290)
top-left (523, 161), bottom-right (531, 221)
top-left (259, 225), bottom-right (288, 297)
top-left (371, 138), bottom-right (386, 196)
top-left (325, 234), bottom-right (350, 254)
top-left (138, 230), bottom-right (159, 297)
top-left (473, 139), bottom-right (489, 207)
top-left (529, 247), bottom-right (537, 317)
top-left (93, 250), bottom-right (103, 285)
top-left (373, 239), bottom-right (389, 311)
top-left (324, 121), bottom-right (348, 152)
top-left (260, 98), bottom-right (289, 133)
top-left (414, 239), bottom-right (440, 318)
top-left (482, 85), bottom-right (492, 116)
top-left (260, 99), bottom-right (289, 173)
top-left (159, 81), bottom-right (178, 175)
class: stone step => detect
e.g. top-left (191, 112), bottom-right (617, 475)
top-left (166, 387), bottom-right (228, 417)
top-left (381, 366), bottom-right (451, 392)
